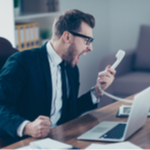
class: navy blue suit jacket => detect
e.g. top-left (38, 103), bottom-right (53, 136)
top-left (0, 43), bottom-right (98, 144)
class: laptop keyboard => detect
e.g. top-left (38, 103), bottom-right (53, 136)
top-left (100, 124), bottom-right (126, 139)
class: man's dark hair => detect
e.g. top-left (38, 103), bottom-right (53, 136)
top-left (52, 9), bottom-right (95, 38)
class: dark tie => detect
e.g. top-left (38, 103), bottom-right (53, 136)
top-left (59, 61), bottom-right (67, 105)
top-left (58, 61), bottom-right (76, 125)
top-left (57, 61), bottom-right (68, 125)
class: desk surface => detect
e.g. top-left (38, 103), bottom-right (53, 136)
top-left (3, 95), bottom-right (150, 149)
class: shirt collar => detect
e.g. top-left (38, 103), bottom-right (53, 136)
top-left (46, 42), bottom-right (62, 66)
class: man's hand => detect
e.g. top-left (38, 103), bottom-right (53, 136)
top-left (94, 65), bottom-right (116, 96)
top-left (23, 115), bottom-right (51, 138)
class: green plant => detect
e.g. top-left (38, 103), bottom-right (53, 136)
top-left (40, 29), bottom-right (51, 40)
top-left (14, 0), bottom-right (19, 8)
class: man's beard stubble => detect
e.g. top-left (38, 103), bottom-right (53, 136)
top-left (62, 42), bottom-right (78, 67)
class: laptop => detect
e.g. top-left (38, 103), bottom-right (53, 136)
top-left (78, 87), bottom-right (150, 142)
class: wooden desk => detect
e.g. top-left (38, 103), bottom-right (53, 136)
top-left (3, 95), bottom-right (150, 149)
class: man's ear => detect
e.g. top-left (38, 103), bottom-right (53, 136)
top-left (62, 31), bottom-right (72, 44)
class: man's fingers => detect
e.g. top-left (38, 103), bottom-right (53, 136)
top-left (104, 65), bottom-right (116, 76)
top-left (98, 71), bottom-right (112, 78)
top-left (38, 115), bottom-right (50, 121)
top-left (95, 65), bottom-right (115, 93)
top-left (37, 116), bottom-right (51, 126)
top-left (98, 76), bottom-right (113, 83)
top-left (38, 126), bottom-right (50, 133)
top-left (36, 128), bottom-right (50, 138)
top-left (39, 119), bottom-right (51, 127)
top-left (33, 125), bottom-right (50, 138)
top-left (97, 76), bottom-right (114, 88)
top-left (107, 67), bottom-right (116, 76)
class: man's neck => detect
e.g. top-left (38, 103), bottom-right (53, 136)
top-left (50, 39), bottom-right (67, 60)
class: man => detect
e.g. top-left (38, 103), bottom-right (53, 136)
top-left (0, 9), bottom-right (116, 145)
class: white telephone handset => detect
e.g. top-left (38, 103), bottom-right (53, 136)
top-left (110, 50), bottom-right (125, 69)
top-left (99, 49), bottom-right (132, 103)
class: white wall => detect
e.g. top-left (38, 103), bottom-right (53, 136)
top-left (0, 0), bottom-right (15, 46)
top-left (60, 0), bottom-right (150, 96)
top-left (110, 0), bottom-right (150, 52)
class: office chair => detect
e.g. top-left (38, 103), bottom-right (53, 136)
top-left (0, 37), bottom-right (18, 70)
top-left (0, 37), bottom-right (18, 147)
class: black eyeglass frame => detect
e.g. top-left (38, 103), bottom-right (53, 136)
top-left (68, 31), bottom-right (94, 45)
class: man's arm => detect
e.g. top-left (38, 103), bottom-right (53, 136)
top-left (0, 56), bottom-right (27, 138)
top-left (76, 65), bottom-right (116, 116)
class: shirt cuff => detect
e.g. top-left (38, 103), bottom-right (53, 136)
top-left (91, 87), bottom-right (102, 104)
top-left (17, 120), bottom-right (30, 137)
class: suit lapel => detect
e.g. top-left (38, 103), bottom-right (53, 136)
top-left (38, 43), bottom-right (52, 115)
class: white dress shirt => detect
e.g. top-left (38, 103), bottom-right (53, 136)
top-left (17, 42), bottom-right (100, 137)
top-left (46, 42), bottom-right (63, 128)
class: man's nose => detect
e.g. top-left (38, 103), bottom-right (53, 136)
top-left (87, 43), bottom-right (93, 51)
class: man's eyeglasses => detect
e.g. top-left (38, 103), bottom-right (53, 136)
top-left (69, 31), bottom-right (94, 45)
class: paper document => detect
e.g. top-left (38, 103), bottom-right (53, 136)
top-left (85, 141), bottom-right (143, 149)
top-left (30, 138), bottom-right (72, 149)
top-left (16, 145), bottom-right (30, 149)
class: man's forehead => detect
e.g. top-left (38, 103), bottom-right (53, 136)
top-left (80, 22), bottom-right (93, 37)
